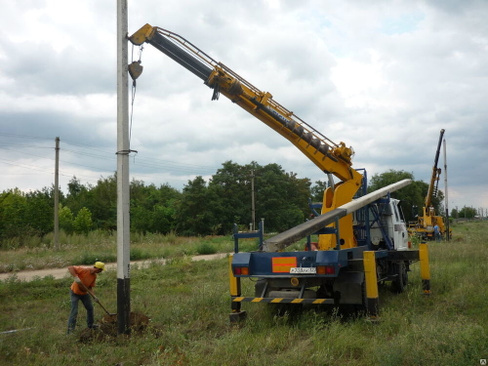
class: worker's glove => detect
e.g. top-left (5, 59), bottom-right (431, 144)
top-left (93, 297), bottom-right (100, 303)
top-left (74, 277), bottom-right (82, 284)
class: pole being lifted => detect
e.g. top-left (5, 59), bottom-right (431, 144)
top-left (116, 0), bottom-right (131, 335)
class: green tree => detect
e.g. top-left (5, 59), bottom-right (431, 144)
top-left (24, 187), bottom-right (55, 236)
top-left (59, 205), bottom-right (74, 234)
top-left (65, 177), bottom-right (91, 214)
top-left (368, 170), bottom-right (424, 222)
top-left (310, 180), bottom-right (328, 202)
top-left (459, 206), bottom-right (477, 219)
top-left (73, 207), bottom-right (93, 235)
top-left (450, 207), bottom-right (459, 219)
top-left (0, 189), bottom-right (28, 243)
top-left (255, 163), bottom-right (310, 232)
top-left (150, 184), bottom-right (180, 233)
top-left (177, 176), bottom-right (217, 235)
top-left (131, 182), bottom-right (180, 234)
top-left (208, 161), bottom-right (255, 233)
top-left (151, 204), bottom-right (176, 233)
top-left (90, 175), bottom-right (117, 230)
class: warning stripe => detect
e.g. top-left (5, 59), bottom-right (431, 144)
top-left (232, 297), bottom-right (335, 305)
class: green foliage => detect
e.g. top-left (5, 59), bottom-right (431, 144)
top-left (73, 207), bottom-right (93, 235)
top-left (24, 187), bottom-right (55, 235)
top-left (90, 175), bottom-right (117, 230)
top-left (0, 188), bottom-right (56, 247)
top-left (58, 205), bottom-right (74, 234)
top-left (457, 206), bottom-right (477, 219)
top-left (176, 176), bottom-right (217, 236)
top-left (78, 251), bottom-right (116, 266)
top-left (0, 189), bottom-right (28, 241)
top-left (129, 247), bottom-right (152, 261)
top-left (369, 170), bottom-right (428, 222)
top-left (254, 163), bottom-right (311, 232)
top-left (0, 165), bottom-right (476, 248)
top-left (195, 242), bottom-right (217, 255)
top-left (310, 180), bottom-right (328, 202)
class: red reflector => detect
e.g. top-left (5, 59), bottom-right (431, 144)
top-left (317, 265), bottom-right (335, 275)
top-left (326, 266), bottom-right (335, 275)
top-left (234, 267), bottom-right (249, 276)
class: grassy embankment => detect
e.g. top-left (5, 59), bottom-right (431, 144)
top-left (0, 221), bottom-right (487, 365)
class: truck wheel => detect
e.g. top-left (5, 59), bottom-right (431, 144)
top-left (391, 261), bottom-right (408, 293)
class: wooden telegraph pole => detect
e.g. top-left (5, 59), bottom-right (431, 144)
top-left (54, 137), bottom-right (60, 250)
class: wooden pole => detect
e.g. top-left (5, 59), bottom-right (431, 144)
top-left (54, 137), bottom-right (60, 250)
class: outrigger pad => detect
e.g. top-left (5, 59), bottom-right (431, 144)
top-left (229, 311), bottom-right (247, 323)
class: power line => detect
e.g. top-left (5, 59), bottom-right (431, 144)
top-left (0, 132), bottom-right (223, 193)
top-left (2, 143), bottom-right (220, 175)
top-left (0, 131), bottom-right (221, 174)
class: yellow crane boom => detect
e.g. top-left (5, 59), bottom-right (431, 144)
top-left (129, 24), bottom-right (363, 249)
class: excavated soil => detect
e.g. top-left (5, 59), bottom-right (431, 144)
top-left (79, 312), bottom-right (150, 342)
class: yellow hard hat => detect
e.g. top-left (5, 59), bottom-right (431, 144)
top-left (94, 261), bottom-right (105, 271)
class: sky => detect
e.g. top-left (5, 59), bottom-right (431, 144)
top-left (1, 0), bottom-right (487, 213)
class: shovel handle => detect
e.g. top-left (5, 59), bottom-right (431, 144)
top-left (75, 278), bottom-right (114, 316)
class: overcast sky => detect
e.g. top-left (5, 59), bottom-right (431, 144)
top-left (1, 0), bottom-right (487, 212)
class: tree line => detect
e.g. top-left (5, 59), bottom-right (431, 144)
top-left (0, 161), bottom-right (467, 248)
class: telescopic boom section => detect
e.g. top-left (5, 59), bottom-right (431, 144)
top-left (129, 24), bottom-right (363, 249)
top-left (425, 129), bottom-right (445, 210)
top-left (129, 24), bottom-right (361, 184)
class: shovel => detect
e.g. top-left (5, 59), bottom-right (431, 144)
top-left (91, 295), bottom-right (116, 317)
top-left (77, 280), bottom-right (116, 316)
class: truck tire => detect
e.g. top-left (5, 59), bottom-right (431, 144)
top-left (391, 261), bottom-right (408, 293)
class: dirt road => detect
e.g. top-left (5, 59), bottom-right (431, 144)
top-left (0, 253), bottom-right (229, 282)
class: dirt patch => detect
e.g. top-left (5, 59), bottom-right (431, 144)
top-left (79, 312), bottom-right (150, 342)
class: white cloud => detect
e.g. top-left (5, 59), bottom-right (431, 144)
top-left (0, 0), bottom-right (487, 211)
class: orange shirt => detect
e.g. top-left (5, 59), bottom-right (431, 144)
top-left (70, 266), bottom-right (97, 295)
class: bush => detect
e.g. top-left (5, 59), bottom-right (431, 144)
top-left (78, 252), bottom-right (116, 266)
top-left (73, 207), bottom-right (93, 235)
top-left (196, 242), bottom-right (217, 255)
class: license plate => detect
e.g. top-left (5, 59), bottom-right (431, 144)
top-left (290, 267), bottom-right (316, 274)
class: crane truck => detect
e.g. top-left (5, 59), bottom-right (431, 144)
top-left (408, 129), bottom-right (450, 240)
top-left (129, 24), bottom-right (431, 321)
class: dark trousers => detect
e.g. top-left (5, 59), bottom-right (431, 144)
top-left (67, 290), bottom-right (94, 333)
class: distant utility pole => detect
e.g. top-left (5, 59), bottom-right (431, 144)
top-left (116, 0), bottom-right (131, 335)
top-left (443, 138), bottom-right (449, 241)
top-left (251, 170), bottom-right (256, 231)
top-left (54, 137), bottom-right (60, 250)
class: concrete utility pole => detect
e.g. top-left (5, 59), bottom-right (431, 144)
top-left (54, 137), bottom-right (60, 250)
top-left (251, 170), bottom-right (256, 231)
top-left (116, 0), bottom-right (131, 335)
top-left (443, 138), bottom-right (449, 241)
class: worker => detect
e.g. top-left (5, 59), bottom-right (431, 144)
top-left (433, 224), bottom-right (441, 242)
top-left (67, 261), bottom-right (105, 334)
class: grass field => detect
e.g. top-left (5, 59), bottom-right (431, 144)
top-left (0, 221), bottom-right (487, 365)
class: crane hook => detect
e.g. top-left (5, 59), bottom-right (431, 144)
top-left (128, 61), bottom-right (143, 81)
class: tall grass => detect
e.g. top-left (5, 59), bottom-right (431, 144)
top-left (0, 221), bottom-right (487, 365)
top-left (0, 231), bottom-right (236, 273)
